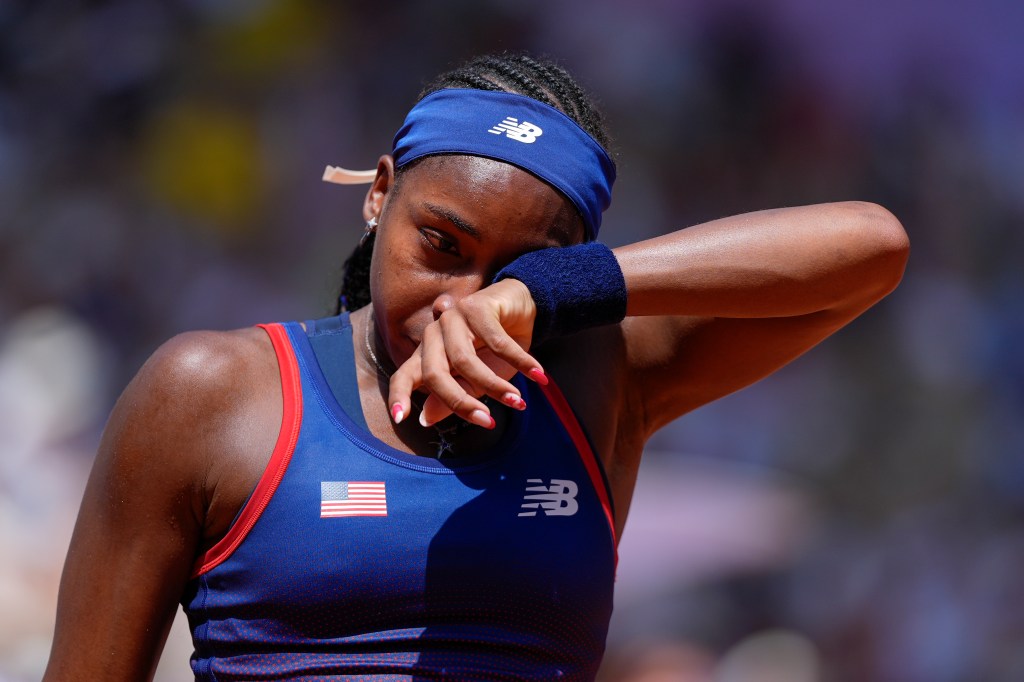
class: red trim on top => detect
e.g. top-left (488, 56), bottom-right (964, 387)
top-left (538, 380), bottom-right (618, 559)
top-left (190, 323), bottom-right (303, 578)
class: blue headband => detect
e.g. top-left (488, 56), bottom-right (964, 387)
top-left (391, 88), bottom-right (616, 239)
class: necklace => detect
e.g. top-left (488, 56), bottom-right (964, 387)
top-left (363, 315), bottom-right (478, 458)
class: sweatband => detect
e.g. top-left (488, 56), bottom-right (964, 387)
top-left (392, 89), bottom-right (616, 240)
top-left (494, 242), bottom-right (627, 345)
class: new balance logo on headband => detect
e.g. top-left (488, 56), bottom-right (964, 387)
top-left (392, 89), bottom-right (613, 238)
top-left (488, 117), bottom-right (543, 143)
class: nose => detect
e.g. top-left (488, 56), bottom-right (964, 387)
top-left (431, 272), bottom-right (487, 320)
top-left (431, 294), bottom-right (455, 320)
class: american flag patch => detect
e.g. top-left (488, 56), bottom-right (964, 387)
top-left (320, 481), bottom-right (387, 518)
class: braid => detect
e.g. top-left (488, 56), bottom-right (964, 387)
top-left (473, 57), bottom-right (560, 109)
top-left (419, 52), bottom-right (613, 151)
top-left (336, 53), bottom-right (613, 313)
top-left (511, 55), bottom-right (580, 117)
top-left (334, 232), bottom-right (374, 314)
top-left (444, 72), bottom-right (505, 93)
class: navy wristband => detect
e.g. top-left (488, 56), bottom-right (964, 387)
top-left (494, 241), bottom-right (627, 346)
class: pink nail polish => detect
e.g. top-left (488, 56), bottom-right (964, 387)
top-left (391, 403), bottom-right (404, 424)
top-left (470, 409), bottom-right (495, 429)
top-left (502, 393), bottom-right (527, 410)
top-left (527, 368), bottom-right (549, 386)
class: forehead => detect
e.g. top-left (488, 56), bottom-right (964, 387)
top-left (395, 155), bottom-right (585, 245)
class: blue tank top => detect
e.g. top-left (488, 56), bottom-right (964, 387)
top-left (182, 315), bottom-right (617, 681)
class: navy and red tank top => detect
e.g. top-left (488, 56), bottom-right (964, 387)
top-left (182, 314), bottom-right (617, 680)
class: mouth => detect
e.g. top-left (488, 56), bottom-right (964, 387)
top-left (386, 333), bottom-right (419, 370)
top-left (371, 306), bottom-right (431, 372)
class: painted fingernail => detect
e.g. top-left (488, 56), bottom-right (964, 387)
top-left (470, 409), bottom-right (496, 429)
top-left (391, 403), bottom-right (404, 424)
top-left (527, 368), bottom-right (549, 385)
top-left (502, 392), bottom-right (527, 410)
top-left (419, 410), bottom-right (432, 428)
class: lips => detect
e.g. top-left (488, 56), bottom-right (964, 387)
top-left (386, 333), bottom-right (419, 369)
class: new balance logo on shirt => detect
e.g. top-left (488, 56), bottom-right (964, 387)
top-left (519, 479), bottom-right (579, 517)
top-left (488, 117), bottom-right (543, 143)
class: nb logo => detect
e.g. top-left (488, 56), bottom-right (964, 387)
top-left (487, 117), bottom-right (543, 143)
top-left (519, 478), bottom-right (579, 517)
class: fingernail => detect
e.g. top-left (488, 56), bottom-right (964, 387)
top-left (527, 368), bottom-right (549, 386)
top-left (419, 410), bottom-right (432, 428)
top-left (470, 409), bottom-right (496, 429)
top-left (391, 403), bottom-right (404, 424)
top-left (502, 392), bottom-right (527, 410)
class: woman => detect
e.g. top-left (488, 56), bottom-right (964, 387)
top-left (45, 54), bottom-right (908, 681)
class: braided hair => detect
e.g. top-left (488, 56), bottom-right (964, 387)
top-left (336, 53), bottom-right (613, 313)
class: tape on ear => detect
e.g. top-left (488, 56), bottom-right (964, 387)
top-left (322, 166), bottom-right (377, 185)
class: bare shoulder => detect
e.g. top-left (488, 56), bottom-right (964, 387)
top-left (133, 326), bottom-right (276, 406)
top-left (111, 326), bottom-right (278, 461)
top-left (98, 325), bottom-right (282, 539)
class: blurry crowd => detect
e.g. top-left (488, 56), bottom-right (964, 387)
top-left (1, 1), bottom-right (1021, 681)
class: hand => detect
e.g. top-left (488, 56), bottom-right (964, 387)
top-left (388, 278), bottom-right (549, 428)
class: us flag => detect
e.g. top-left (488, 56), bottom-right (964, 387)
top-left (320, 481), bottom-right (388, 518)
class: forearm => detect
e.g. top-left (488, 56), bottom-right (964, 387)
top-left (614, 201), bottom-right (909, 319)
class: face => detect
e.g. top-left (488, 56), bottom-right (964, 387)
top-left (362, 154), bottom-right (585, 367)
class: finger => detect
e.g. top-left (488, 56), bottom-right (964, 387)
top-left (454, 294), bottom-right (548, 385)
top-left (438, 310), bottom-right (529, 411)
top-left (387, 350), bottom-right (422, 425)
top-left (419, 375), bottom-right (479, 426)
top-left (417, 322), bottom-right (494, 429)
top-left (474, 349), bottom-right (529, 410)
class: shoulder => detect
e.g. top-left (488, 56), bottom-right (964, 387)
top-left (136, 326), bottom-right (276, 399)
top-left (100, 326), bottom-right (281, 499)
top-left (115, 327), bottom-right (278, 433)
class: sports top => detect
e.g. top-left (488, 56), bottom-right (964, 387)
top-left (182, 314), bottom-right (617, 680)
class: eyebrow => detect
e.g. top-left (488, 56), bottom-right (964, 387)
top-left (422, 202), bottom-right (482, 240)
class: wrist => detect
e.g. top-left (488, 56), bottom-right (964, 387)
top-left (493, 241), bottom-right (627, 346)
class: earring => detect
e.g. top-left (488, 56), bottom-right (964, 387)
top-left (360, 216), bottom-right (378, 248)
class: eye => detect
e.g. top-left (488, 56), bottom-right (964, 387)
top-left (419, 228), bottom-right (460, 256)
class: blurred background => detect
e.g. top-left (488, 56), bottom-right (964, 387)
top-left (1, 0), bottom-right (1022, 680)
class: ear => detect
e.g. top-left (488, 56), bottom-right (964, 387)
top-left (363, 155), bottom-right (395, 222)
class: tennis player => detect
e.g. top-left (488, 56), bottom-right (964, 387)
top-left (45, 53), bottom-right (908, 681)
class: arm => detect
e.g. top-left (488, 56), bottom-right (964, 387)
top-left (388, 201), bottom-right (908, 431)
top-left (615, 201), bottom-right (909, 432)
top-left (44, 329), bottom-right (279, 681)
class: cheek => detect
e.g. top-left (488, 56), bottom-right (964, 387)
top-left (369, 244), bottom-right (444, 362)
top-left (371, 246), bottom-right (437, 313)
